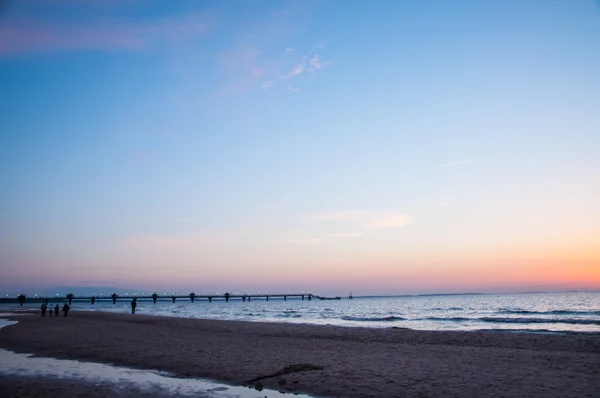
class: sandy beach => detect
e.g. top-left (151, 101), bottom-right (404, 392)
top-left (1, 311), bottom-right (599, 397)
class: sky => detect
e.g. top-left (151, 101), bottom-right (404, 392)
top-left (1, 0), bottom-right (599, 296)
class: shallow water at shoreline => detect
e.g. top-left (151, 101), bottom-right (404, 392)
top-left (2, 292), bottom-right (600, 334)
top-left (0, 319), bottom-right (313, 398)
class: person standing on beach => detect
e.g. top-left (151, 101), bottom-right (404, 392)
top-left (54, 304), bottom-right (59, 316)
top-left (131, 298), bottom-right (137, 314)
top-left (41, 303), bottom-right (47, 317)
top-left (62, 303), bottom-right (70, 317)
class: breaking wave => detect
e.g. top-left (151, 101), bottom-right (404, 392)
top-left (498, 309), bottom-right (600, 316)
top-left (424, 316), bottom-right (600, 326)
top-left (341, 315), bottom-right (405, 322)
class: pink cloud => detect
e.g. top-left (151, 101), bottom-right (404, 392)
top-left (309, 54), bottom-right (330, 70)
top-left (280, 59), bottom-right (306, 79)
top-left (289, 63), bottom-right (304, 76)
top-left (0, 13), bottom-right (210, 56)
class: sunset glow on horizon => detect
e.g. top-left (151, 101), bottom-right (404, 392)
top-left (1, 1), bottom-right (599, 296)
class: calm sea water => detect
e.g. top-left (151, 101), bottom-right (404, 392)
top-left (4, 292), bottom-right (600, 334)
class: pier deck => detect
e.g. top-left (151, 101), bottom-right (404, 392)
top-left (2, 292), bottom-right (350, 306)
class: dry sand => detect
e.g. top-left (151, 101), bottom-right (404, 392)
top-left (1, 311), bottom-right (599, 397)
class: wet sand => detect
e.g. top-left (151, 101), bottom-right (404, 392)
top-left (1, 311), bottom-right (599, 397)
top-left (0, 375), bottom-right (134, 398)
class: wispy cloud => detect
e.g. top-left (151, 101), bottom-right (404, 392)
top-left (312, 40), bottom-right (326, 50)
top-left (281, 60), bottom-right (306, 79)
top-left (441, 159), bottom-right (475, 168)
top-left (285, 47), bottom-right (293, 53)
top-left (262, 80), bottom-right (277, 90)
top-left (314, 210), bottom-right (414, 229)
top-left (219, 39), bottom-right (327, 95)
top-left (369, 214), bottom-right (413, 228)
top-left (0, 13), bottom-right (210, 56)
top-left (309, 54), bottom-right (329, 70)
top-left (279, 45), bottom-right (330, 80)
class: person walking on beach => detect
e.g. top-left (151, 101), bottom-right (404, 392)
top-left (41, 303), bottom-right (47, 317)
top-left (54, 304), bottom-right (59, 316)
top-left (131, 298), bottom-right (137, 314)
top-left (62, 303), bottom-right (70, 317)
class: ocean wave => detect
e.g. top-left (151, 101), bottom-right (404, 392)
top-left (480, 317), bottom-right (600, 325)
top-left (476, 329), bottom-right (600, 336)
top-left (498, 309), bottom-right (600, 316)
top-left (425, 316), bottom-right (600, 326)
top-left (424, 317), bottom-right (471, 322)
top-left (341, 315), bottom-right (405, 322)
top-left (431, 307), bottom-right (463, 311)
top-left (275, 313), bottom-right (302, 318)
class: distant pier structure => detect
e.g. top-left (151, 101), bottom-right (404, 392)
top-left (1, 291), bottom-right (350, 305)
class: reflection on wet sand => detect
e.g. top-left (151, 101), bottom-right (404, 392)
top-left (0, 319), bottom-right (313, 398)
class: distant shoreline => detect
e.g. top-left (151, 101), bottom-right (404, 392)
top-left (1, 311), bottom-right (600, 397)
top-left (2, 289), bottom-right (599, 303)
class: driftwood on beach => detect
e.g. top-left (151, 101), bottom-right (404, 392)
top-left (1, 311), bottom-right (599, 397)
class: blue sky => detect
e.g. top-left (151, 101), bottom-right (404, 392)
top-left (1, 0), bottom-right (599, 296)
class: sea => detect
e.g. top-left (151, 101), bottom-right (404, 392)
top-left (3, 291), bottom-right (600, 335)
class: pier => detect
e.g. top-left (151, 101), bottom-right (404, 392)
top-left (1, 292), bottom-right (351, 306)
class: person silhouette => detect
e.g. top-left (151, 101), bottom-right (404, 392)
top-left (41, 303), bottom-right (47, 317)
top-left (54, 304), bottom-right (59, 316)
top-left (131, 298), bottom-right (137, 314)
top-left (62, 303), bottom-right (70, 317)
